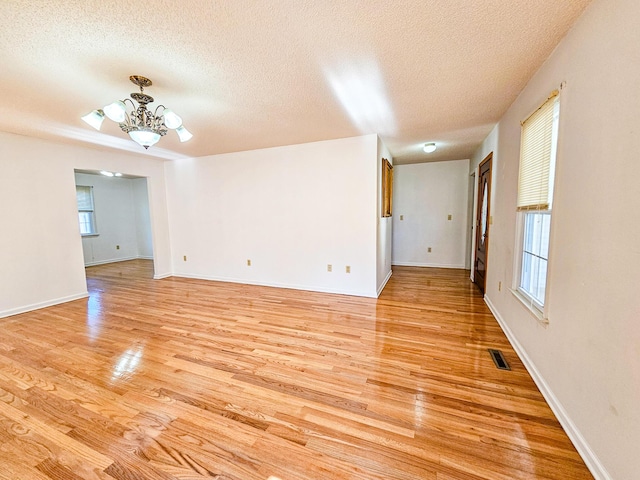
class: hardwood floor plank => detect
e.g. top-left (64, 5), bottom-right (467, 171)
top-left (0, 396), bottom-right (113, 470)
top-left (0, 260), bottom-right (594, 479)
top-left (35, 458), bottom-right (90, 480)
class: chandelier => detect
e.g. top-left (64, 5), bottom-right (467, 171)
top-left (81, 75), bottom-right (192, 149)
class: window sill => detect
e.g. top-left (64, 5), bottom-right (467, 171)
top-left (509, 288), bottom-right (549, 326)
top-left (81, 233), bottom-right (99, 237)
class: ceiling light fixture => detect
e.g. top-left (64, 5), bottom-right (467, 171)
top-left (423, 142), bottom-right (437, 153)
top-left (99, 170), bottom-right (123, 177)
top-left (82, 75), bottom-right (192, 149)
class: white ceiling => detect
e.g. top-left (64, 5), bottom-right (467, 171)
top-left (0, 0), bottom-right (591, 164)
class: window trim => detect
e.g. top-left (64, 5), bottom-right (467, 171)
top-left (510, 286), bottom-right (548, 325)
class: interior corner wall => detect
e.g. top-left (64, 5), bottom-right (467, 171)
top-left (476, 0), bottom-right (639, 477)
top-left (0, 131), bottom-right (172, 318)
top-left (391, 159), bottom-right (470, 268)
top-left (376, 136), bottom-right (393, 295)
top-left (165, 135), bottom-right (379, 297)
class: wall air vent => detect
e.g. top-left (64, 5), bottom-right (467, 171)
top-left (488, 349), bottom-right (511, 370)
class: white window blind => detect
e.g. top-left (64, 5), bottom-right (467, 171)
top-left (76, 186), bottom-right (94, 211)
top-left (517, 91), bottom-right (559, 211)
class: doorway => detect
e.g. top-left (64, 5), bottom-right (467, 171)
top-left (474, 153), bottom-right (492, 293)
top-left (74, 170), bottom-right (154, 273)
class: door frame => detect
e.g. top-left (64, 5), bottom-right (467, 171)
top-left (468, 169), bottom-right (478, 280)
top-left (473, 152), bottom-right (492, 292)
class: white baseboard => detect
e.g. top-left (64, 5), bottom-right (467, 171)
top-left (84, 256), bottom-right (154, 267)
top-left (377, 269), bottom-right (392, 297)
top-left (84, 256), bottom-right (138, 267)
top-left (172, 272), bottom-right (377, 298)
top-left (392, 261), bottom-right (466, 269)
top-left (0, 292), bottom-right (89, 319)
top-left (153, 272), bottom-right (172, 280)
top-left (484, 295), bottom-right (611, 480)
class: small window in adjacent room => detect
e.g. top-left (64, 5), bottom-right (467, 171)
top-left (76, 185), bottom-right (97, 235)
top-left (515, 91), bottom-right (560, 313)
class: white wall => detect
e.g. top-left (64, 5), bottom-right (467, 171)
top-left (75, 173), bottom-right (152, 265)
top-left (392, 159), bottom-right (469, 268)
top-left (0, 131), bottom-right (171, 318)
top-left (476, 0), bottom-right (639, 477)
top-left (165, 135), bottom-right (380, 297)
top-left (376, 136), bottom-right (393, 294)
top-left (132, 178), bottom-right (153, 258)
top-left (470, 124), bottom-right (498, 173)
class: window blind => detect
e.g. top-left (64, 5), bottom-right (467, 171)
top-left (76, 186), bottom-right (94, 211)
top-left (517, 91), bottom-right (559, 211)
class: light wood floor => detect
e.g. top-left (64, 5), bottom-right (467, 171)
top-left (0, 260), bottom-right (593, 479)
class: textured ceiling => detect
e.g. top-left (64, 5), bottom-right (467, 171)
top-left (0, 0), bottom-right (591, 164)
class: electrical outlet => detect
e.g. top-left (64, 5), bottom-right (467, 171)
top-left (116, 245), bottom-right (120, 250)
top-left (327, 264), bottom-right (332, 272)
top-left (400, 215), bottom-right (404, 221)
top-left (247, 259), bottom-right (251, 266)
top-left (346, 266), bottom-right (351, 273)
top-left (447, 214), bottom-right (452, 221)
top-left (428, 247), bottom-right (432, 253)
top-left (183, 255), bottom-right (187, 261)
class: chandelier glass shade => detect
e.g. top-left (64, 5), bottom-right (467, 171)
top-left (82, 75), bottom-right (192, 149)
top-left (80, 109), bottom-right (105, 130)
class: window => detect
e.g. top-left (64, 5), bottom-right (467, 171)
top-left (520, 211), bottom-right (550, 306)
top-left (76, 185), bottom-right (97, 235)
top-left (515, 91), bottom-right (560, 312)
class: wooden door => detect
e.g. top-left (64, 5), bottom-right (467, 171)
top-left (474, 153), bottom-right (492, 293)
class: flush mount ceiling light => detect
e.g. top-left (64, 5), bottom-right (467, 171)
top-left (100, 171), bottom-right (122, 177)
top-left (423, 142), bottom-right (437, 153)
top-left (82, 75), bottom-right (192, 149)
